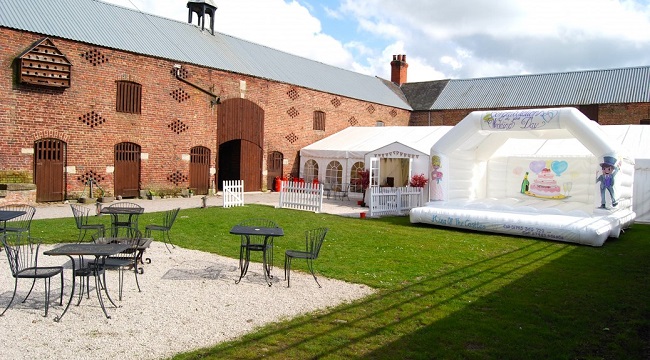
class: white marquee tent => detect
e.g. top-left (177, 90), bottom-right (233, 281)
top-left (299, 126), bottom-right (452, 197)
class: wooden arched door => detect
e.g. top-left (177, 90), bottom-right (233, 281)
top-left (114, 142), bottom-right (141, 198)
top-left (34, 138), bottom-right (65, 202)
top-left (267, 151), bottom-right (283, 190)
top-left (190, 146), bottom-right (210, 195)
top-left (217, 98), bottom-right (264, 191)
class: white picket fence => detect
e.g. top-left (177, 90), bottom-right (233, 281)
top-left (278, 180), bottom-right (323, 213)
top-left (369, 186), bottom-right (423, 217)
top-left (223, 180), bottom-right (244, 208)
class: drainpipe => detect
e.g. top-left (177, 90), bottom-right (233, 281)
top-left (173, 64), bottom-right (221, 106)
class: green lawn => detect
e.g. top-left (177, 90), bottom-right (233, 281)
top-left (31, 204), bottom-right (650, 359)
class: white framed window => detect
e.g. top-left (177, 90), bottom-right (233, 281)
top-left (325, 161), bottom-right (342, 186)
top-left (350, 161), bottom-right (365, 193)
top-left (304, 159), bottom-right (319, 182)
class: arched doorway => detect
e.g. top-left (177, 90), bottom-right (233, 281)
top-left (34, 138), bottom-right (66, 202)
top-left (217, 98), bottom-right (264, 192)
top-left (267, 151), bottom-right (283, 190)
top-left (114, 142), bottom-right (141, 198)
top-left (190, 146), bottom-right (210, 195)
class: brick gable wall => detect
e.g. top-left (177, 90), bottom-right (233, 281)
top-left (409, 105), bottom-right (650, 127)
top-left (0, 28), bottom-right (410, 199)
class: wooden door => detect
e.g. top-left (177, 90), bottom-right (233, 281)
top-left (217, 98), bottom-right (264, 191)
top-left (114, 142), bottom-right (141, 198)
top-left (190, 146), bottom-right (210, 195)
top-left (267, 151), bottom-right (283, 190)
top-left (34, 138), bottom-right (65, 202)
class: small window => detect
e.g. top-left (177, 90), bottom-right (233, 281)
top-left (313, 111), bottom-right (326, 131)
top-left (116, 81), bottom-right (142, 114)
top-left (640, 119), bottom-right (650, 125)
top-left (376, 121), bottom-right (385, 127)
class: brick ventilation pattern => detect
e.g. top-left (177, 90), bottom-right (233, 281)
top-left (167, 171), bottom-right (188, 186)
top-left (79, 111), bottom-right (106, 128)
top-left (168, 119), bottom-right (188, 134)
top-left (170, 88), bottom-right (190, 103)
top-left (80, 48), bottom-right (108, 66)
top-left (285, 132), bottom-right (298, 144)
top-left (77, 170), bottom-right (105, 185)
top-left (170, 67), bottom-right (189, 79)
top-left (389, 109), bottom-right (398, 117)
top-left (331, 97), bottom-right (341, 108)
top-left (287, 88), bottom-right (299, 100)
top-left (366, 104), bottom-right (375, 114)
top-left (348, 116), bottom-right (358, 126)
top-left (287, 107), bottom-right (299, 118)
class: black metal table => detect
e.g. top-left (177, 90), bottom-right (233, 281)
top-left (0, 210), bottom-right (26, 233)
top-left (95, 236), bottom-right (154, 269)
top-left (43, 243), bottom-right (130, 321)
top-left (230, 225), bottom-right (284, 286)
top-left (100, 206), bottom-right (144, 237)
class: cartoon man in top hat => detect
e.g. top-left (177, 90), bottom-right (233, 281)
top-left (596, 156), bottom-right (619, 209)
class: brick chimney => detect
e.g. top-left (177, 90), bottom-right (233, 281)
top-left (390, 54), bottom-right (408, 85)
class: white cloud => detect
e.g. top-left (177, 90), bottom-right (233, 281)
top-left (100, 0), bottom-right (650, 81)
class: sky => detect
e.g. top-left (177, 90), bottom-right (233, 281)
top-left (101, 0), bottom-right (650, 82)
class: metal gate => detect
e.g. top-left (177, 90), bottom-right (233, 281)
top-left (34, 138), bottom-right (65, 202)
top-left (267, 151), bottom-right (283, 190)
top-left (190, 146), bottom-right (210, 195)
top-left (114, 142), bottom-right (141, 198)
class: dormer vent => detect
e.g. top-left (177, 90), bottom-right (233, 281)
top-left (187, 0), bottom-right (217, 35)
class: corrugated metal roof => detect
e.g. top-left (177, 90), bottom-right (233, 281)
top-left (0, 0), bottom-right (411, 110)
top-left (431, 67), bottom-right (650, 110)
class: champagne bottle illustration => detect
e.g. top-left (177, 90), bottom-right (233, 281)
top-left (521, 172), bottom-right (530, 193)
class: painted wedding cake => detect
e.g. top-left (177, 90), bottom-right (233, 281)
top-left (528, 168), bottom-right (561, 198)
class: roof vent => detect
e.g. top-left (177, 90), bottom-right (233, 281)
top-left (187, 0), bottom-right (217, 35)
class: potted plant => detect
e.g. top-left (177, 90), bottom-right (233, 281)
top-left (353, 169), bottom-right (370, 206)
top-left (409, 173), bottom-right (429, 188)
top-left (182, 187), bottom-right (194, 198)
top-left (147, 189), bottom-right (159, 200)
top-left (97, 189), bottom-right (115, 203)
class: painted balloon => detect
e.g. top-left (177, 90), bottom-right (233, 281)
top-left (551, 160), bottom-right (568, 176)
top-left (529, 160), bottom-right (545, 174)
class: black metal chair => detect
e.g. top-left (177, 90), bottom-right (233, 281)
top-left (91, 230), bottom-right (145, 301)
top-left (145, 207), bottom-right (180, 252)
top-left (337, 183), bottom-right (351, 201)
top-left (0, 204), bottom-right (36, 236)
top-left (1, 233), bottom-right (64, 317)
top-left (284, 227), bottom-right (329, 288)
top-left (107, 202), bottom-right (142, 237)
top-left (70, 203), bottom-right (105, 243)
top-left (236, 218), bottom-right (280, 282)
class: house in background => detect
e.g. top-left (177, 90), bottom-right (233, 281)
top-left (0, 0), bottom-right (648, 202)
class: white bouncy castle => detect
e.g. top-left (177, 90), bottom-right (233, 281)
top-left (409, 107), bottom-right (636, 246)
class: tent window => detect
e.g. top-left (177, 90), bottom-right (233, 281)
top-left (350, 161), bottom-right (365, 193)
top-left (325, 161), bottom-right (342, 186)
top-left (304, 159), bottom-right (319, 182)
top-left (313, 111), bottom-right (326, 131)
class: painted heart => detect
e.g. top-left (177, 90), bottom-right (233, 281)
top-left (529, 160), bottom-right (545, 174)
top-left (551, 160), bottom-right (568, 176)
